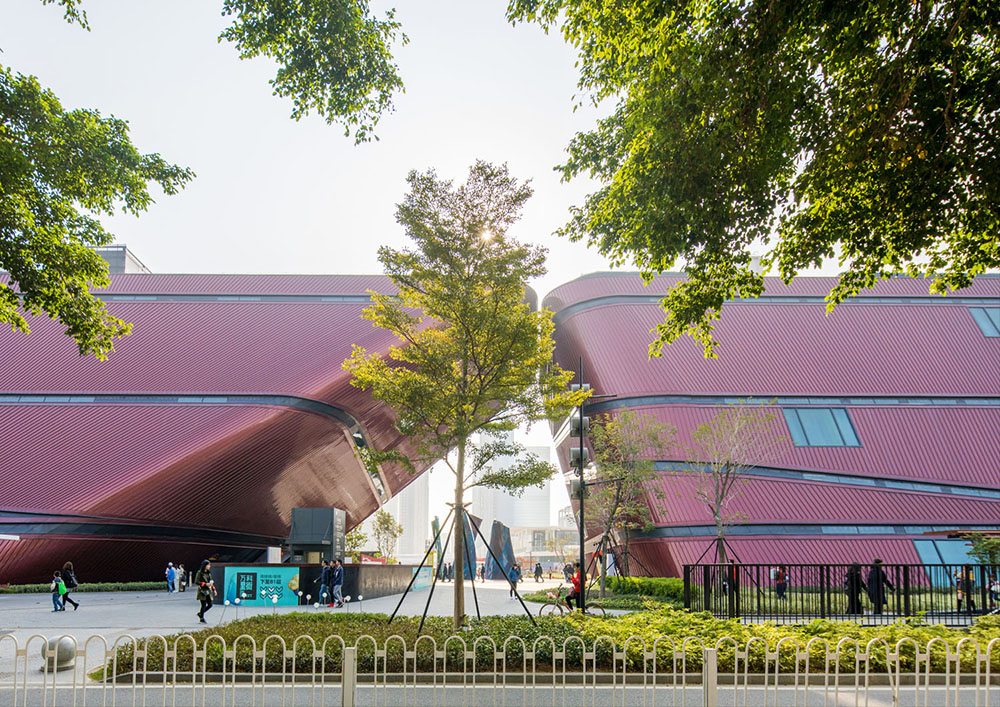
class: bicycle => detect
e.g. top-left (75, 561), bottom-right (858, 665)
top-left (538, 584), bottom-right (607, 617)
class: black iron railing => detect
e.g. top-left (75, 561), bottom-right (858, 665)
top-left (683, 562), bottom-right (999, 626)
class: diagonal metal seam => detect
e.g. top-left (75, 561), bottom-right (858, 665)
top-left (634, 522), bottom-right (1000, 539)
top-left (0, 519), bottom-right (282, 546)
top-left (651, 461), bottom-right (1000, 499)
top-left (552, 294), bottom-right (1000, 322)
top-left (0, 392), bottom-right (389, 502)
top-left (582, 394), bottom-right (1000, 415)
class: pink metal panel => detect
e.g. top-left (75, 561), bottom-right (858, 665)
top-left (627, 536), bottom-right (924, 576)
top-left (543, 272), bottom-right (1000, 313)
top-left (611, 403), bottom-right (1000, 488)
top-left (645, 474), bottom-right (1000, 526)
top-left (554, 300), bottom-right (1000, 397)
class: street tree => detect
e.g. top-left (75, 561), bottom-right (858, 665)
top-left (965, 533), bottom-right (1000, 566)
top-left (684, 401), bottom-right (783, 563)
top-left (345, 527), bottom-right (368, 562)
top-left (589, 410), bottom-right (676, 592)
top-left (508, 0), bottom-right (1000, 357)
top-left (344, 161), bottom-right (587, 628)
top-left (372, 509), bottom-right (403, 561)
top-left (2, 0), bottom-right (402, 357)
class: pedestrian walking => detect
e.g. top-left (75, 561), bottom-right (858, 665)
top-left (844, 563), bottom-right (866, 614)
top-left (165, 562), bottom-right (176, 593)
top-left (534, 562), bottom-right (543, 582)
top-left (61, 561), bottom-right (80, 610)
top-left (194, 560), bottom-right (216, 623)
top-left (774, 565), bottom-right (789, 600)
top-left (866, 559), bottom-right (894, 615)
top-left (955, 565), bottom-right (977, 612)
top-left (315, 560), bottom-right (331, 604)
top-left (330, 558), bottom-right (344, 608)
top-left (50, 571), bottom-right (66, 612)
top-left (177, 564), bottom-right (187, 592)
top-left (508, 564), bottom-right (521, 597)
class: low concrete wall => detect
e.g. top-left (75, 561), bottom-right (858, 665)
top-left (210, 562), bottom-right (426, 605)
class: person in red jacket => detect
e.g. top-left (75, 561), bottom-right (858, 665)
top-left (564, 562), bottom-right (581, 611)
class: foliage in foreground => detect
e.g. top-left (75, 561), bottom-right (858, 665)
top-left (95, 608), bottom-right (1000, 678)
top-left (508, 0), bottom-right (1000, 357)
top-left (0, 581), bottom-right (163, 594)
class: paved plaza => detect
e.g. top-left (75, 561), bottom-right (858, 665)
top-left (0, 578), bottom-right (566, 644)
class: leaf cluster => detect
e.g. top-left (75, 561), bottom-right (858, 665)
top-left (0, 67), bottom-right (193, 358)
top-left (344, 161), bottom-right (589, 490)
top-left (509, 0), bottom-right (1000, 356)
top-left (219, 0), bottom-right (405, 142)
top-left (588, 410), bottom-right (676, 535)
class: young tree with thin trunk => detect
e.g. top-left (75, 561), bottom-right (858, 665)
top-left (372, 510), bottom-right (403, 561)
top-left (589, 410), bottom-right (676, 593)
top-left (344, 161), bottom-right (587, 629)
top-left (685, 401), bottom-right (783, 564)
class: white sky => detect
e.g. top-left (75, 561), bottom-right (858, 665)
top-left (3, 0), bottom-right (618, 299)
top-left (5, 0), bottom-right (605, 529)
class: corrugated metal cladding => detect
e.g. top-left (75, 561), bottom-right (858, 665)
top-left (0, 274), bottom-right (427, 584)
top-left (595, 404), bottom-right (1000, 488)
top-left (543, 272), bottom-right (1000, 313)
top-left (628, 536), bottom-right (924, 576)
top-left (556, 301), bottom-right (1000, 397)
top-left (552, 273), bottom-right (1000, 576)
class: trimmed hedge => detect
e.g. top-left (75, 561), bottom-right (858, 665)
top-left (602, 576), bottom-right (685, 601)
top-left (0, 581), bottom-right (164, 594)
top-left (94, 607), bottom-right (1000, 678)
top-left (522, 576), bottom-right (687, 609)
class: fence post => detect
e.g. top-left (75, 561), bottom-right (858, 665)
top-left (902, 566), bottom-right (911, 616)
top-left (703, 565), bottom-right (712, 613)
top-left (342, 646), bottom-right (357, 707)
top-left (820, 566), bottom-right (828, 619)
top-left (979, 565), bottom-right (989, 615)
top-left (702, 648), bottom-right (718, 707)
top-left (684, 565), bottom-right (691, 609)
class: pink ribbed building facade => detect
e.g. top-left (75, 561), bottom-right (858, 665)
top-left (0, 274), bottom-right (420, 583)
top-left (1, 270), bottom-right (998, 583)
top-left (545, 273), bottom-right (1000, 574)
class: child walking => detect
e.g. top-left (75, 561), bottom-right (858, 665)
top-left (50, 571), bottom-right (67, 611)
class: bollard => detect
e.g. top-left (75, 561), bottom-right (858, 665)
top-left (702, 647), bottom-right (718, 707)
top-left (41, 637), bottom-right (76, 672)
top-left (342, 646), bottom-right (357, 707)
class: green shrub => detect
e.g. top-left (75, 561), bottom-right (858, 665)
top-left (0, 581), bottom-right (163, 594)
top-left (602, 576), bottom-right (685, 601)
top-left (93, 608), bottom-right (1000, 679)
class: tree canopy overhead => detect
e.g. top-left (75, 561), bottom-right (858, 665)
top-left (3, 0), bottom-right (403, 357)
top-left (509, 0), bottom-right (1000, 356)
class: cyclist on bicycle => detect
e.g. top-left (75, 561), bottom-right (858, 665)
top-left (564, 562), bottom-right (581, 611)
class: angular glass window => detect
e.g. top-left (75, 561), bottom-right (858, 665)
top-left (782, 408), bottom-right (861, 447)
top-left (969, 307), bottom-right (1000, 337)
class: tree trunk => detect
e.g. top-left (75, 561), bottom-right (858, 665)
top-left (600, 535), bottom-right (608, 597)
top-left (716, 526), bottom-right (728, 565)
top-left (453, 438), bottom-right (466, 630)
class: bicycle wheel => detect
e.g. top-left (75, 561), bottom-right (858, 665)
top-left (539, 602), bottom-right (564, 616)
top-left (585, 603), bottom-right (607, 618)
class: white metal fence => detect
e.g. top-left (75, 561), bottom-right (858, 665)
top-left (2, 633), bottom-right (998, 706)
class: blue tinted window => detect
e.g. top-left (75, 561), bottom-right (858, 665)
top-left (783, 408), bottom-right (861, 447)
top-left (831, 408), bottom-right (860, 446)
top-left (783, 409), bottom-right (808, 445)
top-left (970, 308), bottom-right (1000, 337)
top-left (913, 540), bottom-right (942, 566)
top-left (797, 408), bottom-right (844, 445)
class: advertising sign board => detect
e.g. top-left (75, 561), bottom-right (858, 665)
top-left (223, 566), bottom-right (301, 606)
